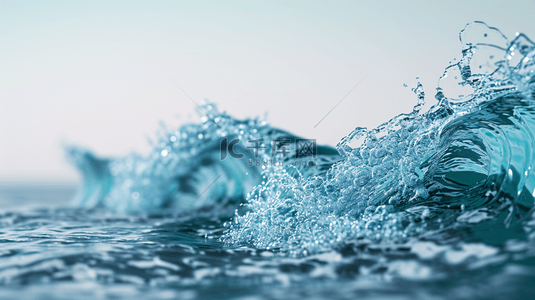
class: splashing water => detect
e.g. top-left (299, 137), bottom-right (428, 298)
top-left (65, 103), bottom-right (341, 215)
top-left (3, 22), bottom-right (535, 299)
top-left (223, 21), bottom-right (535, 256)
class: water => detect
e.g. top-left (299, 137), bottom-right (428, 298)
top-left (3, 22), bottom-right (535, 299)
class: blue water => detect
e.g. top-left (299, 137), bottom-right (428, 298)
top-left (3, 22), bottom-right (535, 299)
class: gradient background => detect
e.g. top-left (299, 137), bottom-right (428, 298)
top-left (1, 0), bottom-right (534, 185)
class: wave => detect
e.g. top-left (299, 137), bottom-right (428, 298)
top-left (66, 103), bottom-right (341, 214)
top-left (68, 21), bottom-right (535, 256)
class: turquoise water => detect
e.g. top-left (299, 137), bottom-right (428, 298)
top-left (2, 22), bottom-right (535, 299)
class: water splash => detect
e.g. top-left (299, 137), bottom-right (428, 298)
top-left (66, 103), bottom-right (341, 214)
top-left (67, 21), bottom-right (535, 261)
top-left (223, 21), bottom-right (535, 255)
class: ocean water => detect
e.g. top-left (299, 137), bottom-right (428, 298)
top-left (2, 22), bottom-right (535, 299)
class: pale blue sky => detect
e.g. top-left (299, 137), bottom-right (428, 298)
top-left (1, 0), bottom-right (534, 183)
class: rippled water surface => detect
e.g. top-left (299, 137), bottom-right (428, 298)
top-left (2, 185), bottom-right (534, 300)
top-left (3, 22), bottom-right (535, 299)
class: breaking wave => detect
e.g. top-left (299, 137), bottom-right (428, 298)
top-left (68, 22), bottom-right (535, 258)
